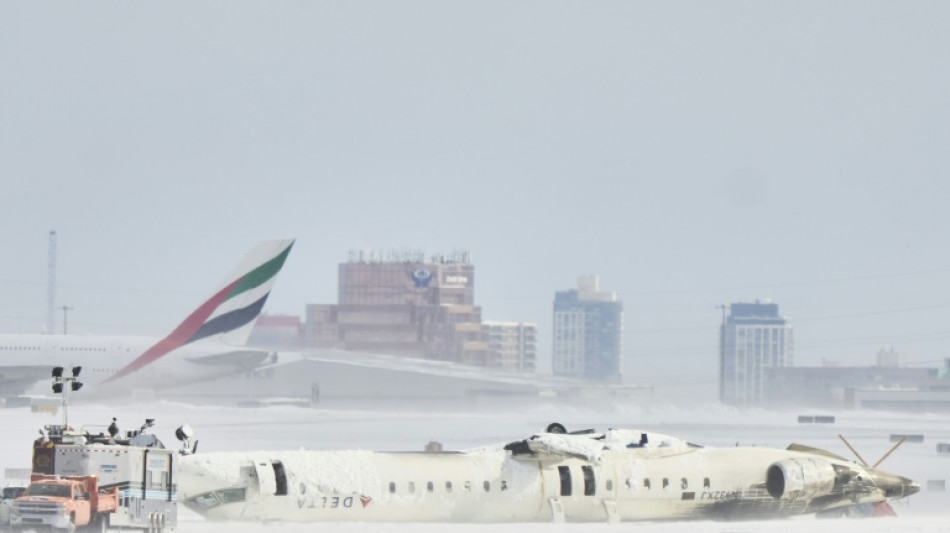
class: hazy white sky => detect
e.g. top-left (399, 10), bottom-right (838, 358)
top-left (2, 2), bottom-right (949, 392)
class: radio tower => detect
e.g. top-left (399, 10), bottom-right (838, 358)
top-left (47, 230), bottom-right (57, 335)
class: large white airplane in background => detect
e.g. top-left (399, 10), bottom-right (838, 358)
top-left (0, 239), bottom-right (295, 397)
top-left (177, 422), bottom-right (919, 523)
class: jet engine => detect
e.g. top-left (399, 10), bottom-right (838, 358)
top-left (766, 457), bottom-right (839, 500)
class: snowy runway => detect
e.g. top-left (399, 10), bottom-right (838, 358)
top-left (2, 399), bottom-right (947, 531)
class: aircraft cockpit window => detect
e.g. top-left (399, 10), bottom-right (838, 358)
top-left (188, 492), bottom-right (219, 509)
top-left (558, 466), bottom-right (572, 496)
top-left (215, 488), bottom-right (246, 504)
top-left (582, 466), bottom-right (596, 496)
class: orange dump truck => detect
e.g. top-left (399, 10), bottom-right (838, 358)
top-left (10, 475), bottom-right (116, 532)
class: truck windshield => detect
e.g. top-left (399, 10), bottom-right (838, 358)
top-left (2, 487), bottom-right (25, 499)
top-left (24, 485), bottom-right (71, 498)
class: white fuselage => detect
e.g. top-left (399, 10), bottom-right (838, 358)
top-left (0, 334), bottom-right (262, 395)
top-left (177, 429), bottom-right (916, 523)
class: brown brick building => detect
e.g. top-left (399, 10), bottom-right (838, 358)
top-left (303, 250), bottom-right (490, 365)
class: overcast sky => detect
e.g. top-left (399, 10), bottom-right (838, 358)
top-left (2, 1), bottom-right (949, 396)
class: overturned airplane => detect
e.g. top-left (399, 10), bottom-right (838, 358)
top-left (177, 423), bottom-right (918, 523)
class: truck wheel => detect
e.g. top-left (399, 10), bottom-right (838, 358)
top-left (90, 514), bottom-right (107, 533)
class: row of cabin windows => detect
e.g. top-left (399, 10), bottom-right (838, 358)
top-left (635, 477), bottom-right (710, 491)
top-left (640, 477), bottom-right (710, 490)
top-left (268, 460), bottom-right (714, 500)
top-left (263, 462), bottom-right (511, 498)
top-left (388, 480), bottom-right (509, 494)
top-left (558, 466), bottom-right (712, 497)
top-left (0, 346), bottom-right (108, 352)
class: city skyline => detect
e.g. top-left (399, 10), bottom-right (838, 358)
top-left (2, 2), bottom-right (949, 403)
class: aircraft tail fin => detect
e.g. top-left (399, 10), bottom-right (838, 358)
top-left (107, 239), bottom-right (295, 382)
top-left (197, 239), bottom-right (296, 346)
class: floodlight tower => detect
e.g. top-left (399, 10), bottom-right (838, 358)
top-left (47, 230), bottom-right (57, 335)
top-left (51, 366), bottom-right (83, 428)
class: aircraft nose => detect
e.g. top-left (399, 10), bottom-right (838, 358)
top-left (870, 470), bottom-right (919, 499)
top-left (906, 479), bottom-right (921, 497)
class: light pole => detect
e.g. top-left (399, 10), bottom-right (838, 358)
top-left (59, 306), bottom-right (73, 334)
top-left (52, 366), bottom-right (83, 429)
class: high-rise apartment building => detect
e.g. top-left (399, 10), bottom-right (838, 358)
top-left (552, 276), bottom-right (623, 382)
top-left (719, 301), bottom-right (793, 406)
top-left (303, 250), bottom-right (489, 365)
top-left (482, 321), bottom-right (538, 373)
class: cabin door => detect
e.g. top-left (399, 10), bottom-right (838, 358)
top-left (542, 462), bottom-right (609, 522)
top-left (247, 460), bottom-right (277, 497)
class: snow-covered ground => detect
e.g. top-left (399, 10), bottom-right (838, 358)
top-left (3, 399), bottom-right (948, 532)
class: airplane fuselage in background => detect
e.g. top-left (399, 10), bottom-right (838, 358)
top-left (0, 334), bottom-right (269, 396)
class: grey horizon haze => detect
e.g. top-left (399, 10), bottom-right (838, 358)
top-left (2, 2), bottom-right (949, 401)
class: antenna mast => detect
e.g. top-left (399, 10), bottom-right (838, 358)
top-left (47, 230), bottom-right (57, 335)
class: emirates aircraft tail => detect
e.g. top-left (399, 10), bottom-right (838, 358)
top-left (107, 239), bottom-right (295, 382)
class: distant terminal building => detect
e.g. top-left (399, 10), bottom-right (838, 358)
top-left (302, 250), bottom-right (490, 365)
top-left (248, 314), bottom-right (302, 350)
top-left (482, 322), bottom-right (538, 373)
top-left (720, 300), bottom-right (793, 406)
top-left (765, 364), bottom-right (938, 409)
top-left (552, 276), bottom-right (623, 383)
top-left (768, 351), bottom-right (950, 411)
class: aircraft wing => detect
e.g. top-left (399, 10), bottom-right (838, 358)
top-left (186, 350), bottom-right (272, 370)
top-left (529, 433), bottom-right (606, 462)
top-left (504, 433), bottom-right (607, 463)
top-left (786, 443), bottom-right (851, 462)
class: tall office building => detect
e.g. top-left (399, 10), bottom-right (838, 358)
top-left (552, 276), bottom-right (623, 383)
top-left (303, 250), bottom-right (489, 365)
top-left (720, 301), bottom-right (793, 406)
top-left (483, 321), bottom-right (538, 373)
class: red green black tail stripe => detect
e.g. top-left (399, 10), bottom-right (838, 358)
top-left (106, 242), bottom-right (292, 382)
